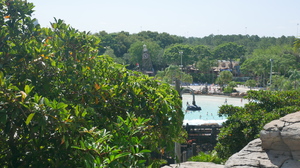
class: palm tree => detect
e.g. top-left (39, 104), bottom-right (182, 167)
top-left (288, 69), bottom-right (300, 89)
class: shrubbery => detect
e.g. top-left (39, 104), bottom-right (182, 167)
top-left (0, 1), bottom-right (185, 167)
top-left (215, 90), bottom-right (300, 159)
top-left (188, 150), bottom-right (225, 164)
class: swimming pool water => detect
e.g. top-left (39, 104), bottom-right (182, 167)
top-left (182, 94), bottom-right (248, 125)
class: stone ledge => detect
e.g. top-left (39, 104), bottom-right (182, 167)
top-left (225, 112), bottom-right (300, 168)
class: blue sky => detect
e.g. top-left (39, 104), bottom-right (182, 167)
top-left (28, 0), bottom-right (300, 38)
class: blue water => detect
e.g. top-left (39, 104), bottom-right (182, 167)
top-left (182, 94), bottom-right (248, 125)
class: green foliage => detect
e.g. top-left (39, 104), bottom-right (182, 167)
top-left (241, 45), bottom-right (298, 87)
top-left (95, 28), bottom-right (298, 91)
top-left (188, 151), bottom-right (225, 164)
top-left (214, 42), bottom-right (245, 60)
top-left (191, 72), bottom-right (215, 84)
top-left (192, 45), bottom-right (212, 61)
top-left (128, 40), bottom-right (163, 69)
top-left (215, 71), bottom-right (233, 87)
top-left (244, 79), bottom-right (257, 89)
top-left (223, 86), bottom-right (233, 93)
top-left (288, 69), bottom-right (300, 90)
top-left (136, 31), bottom-right (184, 49)
top-left (95, 31), bottom-right (135, 58)
top-left (163, 44), bottom-right (194, 66)
top-left (72, 113), bottom-right (152, 167)
top-left (228, 81), bottom-right (237, 90)
top-left (214, 42), bottom-right (246, 71)
top-left (215, 90), bottom-right (300, 159)
top-left (155, 65), bottom-right (193, 84)
top-left (293, 39), bottom-right (300, 53)
top-left (0, 1), bottom-right (186, 167)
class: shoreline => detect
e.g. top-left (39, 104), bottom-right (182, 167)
top-left (182, 85), bottom-right (257, 98)
top-left (183, 85), bottom-right (256, 92)
top-left (182, 93), bottom-right (242, 98)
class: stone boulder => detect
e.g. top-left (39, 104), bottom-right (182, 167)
top-left (225, 112), bottom-right (300, 168)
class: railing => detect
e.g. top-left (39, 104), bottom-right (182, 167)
top-left (184, 124), bottom-right (222, 145)
top-left (180, 124), bottom-right (222, 162)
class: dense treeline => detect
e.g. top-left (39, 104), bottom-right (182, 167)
top-left (95, 30), bottom-right (299, 86)
top-left (96, 31), bottom-right (296, 57)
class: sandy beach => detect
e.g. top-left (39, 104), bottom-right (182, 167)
top-left (182, 84), bottom-right (256, 95)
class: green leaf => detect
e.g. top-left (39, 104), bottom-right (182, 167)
top-left (24, 85), bottom-right (34, 94)
top-left (25, 113), bottom-right (35, 125)
top-left (80, 140), bottom-right (85, 148)
top-left (8, 85), bottom-right (19, 91)
top-left (57, 102), bottom-right (68, 109)
top-left (44, 98), bottom-right (51, 107)
top-left (71, 146), bottom-right (82, 150)
top-left (74, 105), bottom-right (79, 117)
top-left (51, 60), bottom-right (56, 66)
top-left (139, 149), bottom-right (151, 153)
top-left (115, 152), bottom-right (130, 160)
top-left (0, 110), bottom-right (7, 124)
top-left (34, 93), bottom-right (42, 103)
top-left (109, 155), bottom-right (115, 162)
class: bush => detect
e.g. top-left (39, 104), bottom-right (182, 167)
top-left (0, 1), bottom-right (185, 167)
top-left (215, 90), bottom-right (300, 159)
top-left (223, 86), bottom-right (233, 93)
top-left (188, 151), bottom-right (225, 164)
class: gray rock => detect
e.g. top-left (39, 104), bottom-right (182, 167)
top-left (260, 119), bottom-right (289, 151)
top-left (280, 112), bottom-right (300, 123)
top-left (281, 159), bottom-right (300, 168)
top-left (225, 112), bottom-right (300, 168)
top-left (281, 123), bottom-right (300, 151)
top-left (170, 112), bottom-right (300, 168)
top-left (225, 139), bottom-right (279, 168)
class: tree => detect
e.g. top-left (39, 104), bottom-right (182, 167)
top-left (215, 71), bottom-right (233, 87)
top-left (214, 42), bottom-right (246, 70)
top-left (0, 1), bottom-right (185, 167)
top-left (241, 45), bottom-right (298, 87)
top-left (215, 90), bottom-right (300, 159)
top-left (241, 54), bottom-right (270, 87)
top-left (228, 81), bottom-right (237, 91)
top-left (103, 46), bottom-right (126, 64)
top-left (95, 31), bottom-right (135, 58)
top-left (128, 40), bottom-right (163, 70)
top-left (288, 69), bottom-right (300, 90)
top-left (155, 65), bottom-right (193, 84)
top-left (293, 38), bottom-right (300, 53)
top-left (156, 32), bottom-right (183, 48)
top-left (269, 75), bottom-right (288, 91)
top-left (193, 45), bottom-right (212, 61)
top-left (244, 79), bottom-right (257, 90)
top-left (193, 45), bottom-right (216, 83)
top-left (163, 44), bottom-right (194, 66)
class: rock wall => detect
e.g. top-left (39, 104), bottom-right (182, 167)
top-left (225, 112), bottom-right (300, 168)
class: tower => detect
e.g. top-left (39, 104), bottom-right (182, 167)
top-left (142, 44), bottom-right (154, 75)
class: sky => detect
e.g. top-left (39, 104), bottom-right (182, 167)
top-left (28, 0), bottom-right (300, 38)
